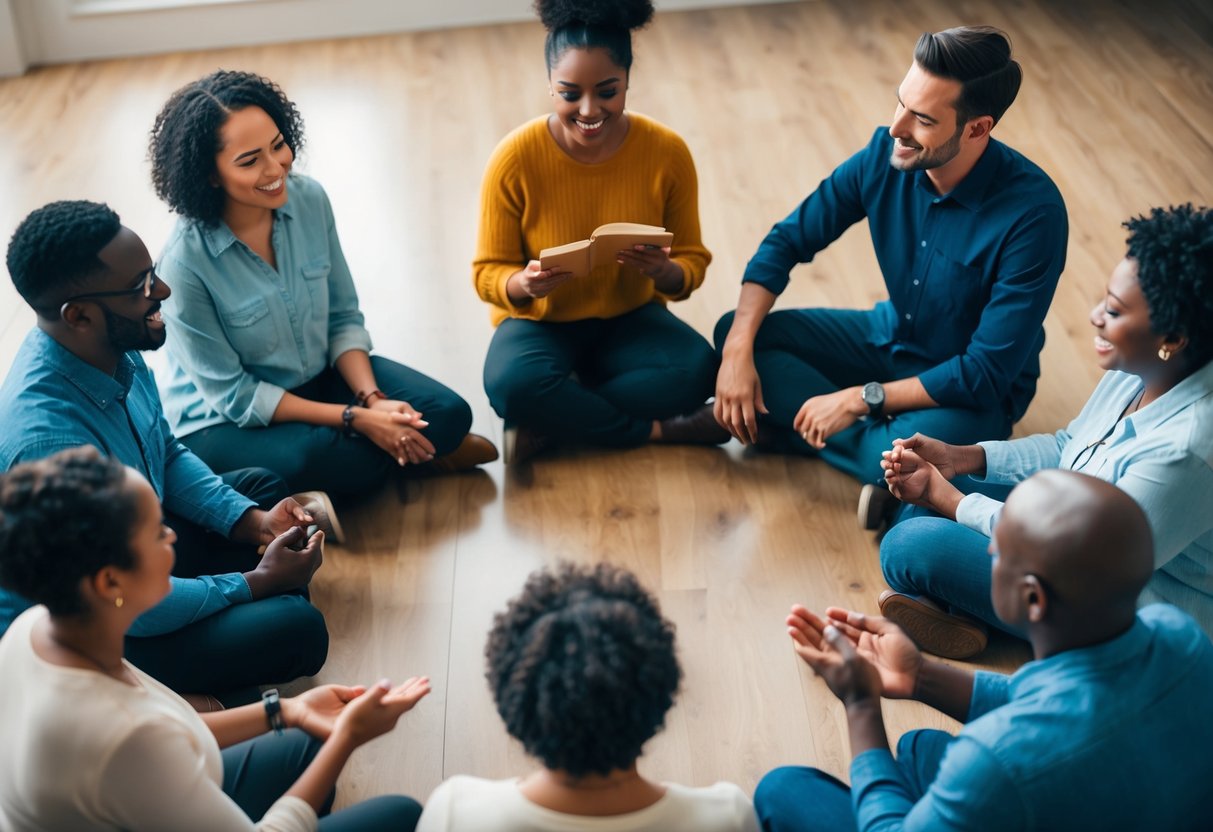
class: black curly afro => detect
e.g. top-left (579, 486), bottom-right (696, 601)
top-left (149, 70), bottom-right (305, 225)
top-left (1124, 204), bottom-right (1213, 370)
top-left (534, 0), bottom-right (654, 71)
top-left (6, 200), bottom-right (121, 313)
top-left (485, 561), bottom-right (681, 778)
top-left (0, 447), bottom-right (138, 617)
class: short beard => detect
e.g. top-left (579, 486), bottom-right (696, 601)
top-left (890, 120), bottom-right (966, 172)
top-left (101, 304), bottom-right (163, 354)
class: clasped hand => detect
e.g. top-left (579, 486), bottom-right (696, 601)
top-left (356, 399), bottom-right (434, 466)
top-left (880, 434), bottom-right (960, 509)
top-left (786, 604), bottom-right (924, 704)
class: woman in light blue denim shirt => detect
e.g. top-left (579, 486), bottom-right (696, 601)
top-left (149, 71), bottom-right (497, 500)
top-left (873, 205), bottom-right (1213, 659)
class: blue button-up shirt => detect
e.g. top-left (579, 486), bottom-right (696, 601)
top-left (0, 329), bottom-right (254, 637)
top-left (850, 604), bottom-right (1213, 831)
top-left (957, 362), bottom-right (1213, 638)
top-left (743, 128), bottom-right (1067, 422)
top-left (157, 173), bottom-right (374, 437)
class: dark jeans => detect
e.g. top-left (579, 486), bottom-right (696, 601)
top-left (223, 729), bottom-right (421, 830)
top-left (754, 729), bottom-right (953, 831)
top-left (182, 356), bottom-right (472, 498)
top-left (714, 308), bottom-right (1012, 484)
top-left (484, 304), bottom-right (717, 447)
top-left (134, 467), bottom-right (327, 702)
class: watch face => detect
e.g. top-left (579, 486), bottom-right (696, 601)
top-left (863, 382), bottom-right (885, 409)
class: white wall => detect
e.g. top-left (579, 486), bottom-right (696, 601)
top-left (7, 0), bottom-right (798, 70)
top-left (0, 0), bottom-right (25, 75)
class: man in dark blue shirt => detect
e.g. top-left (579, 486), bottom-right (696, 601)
top-left (714, 26), bottom-right (1068, 502)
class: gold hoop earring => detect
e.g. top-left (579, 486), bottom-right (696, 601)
top-left (115, 596), bottom-right (124, 609)
top-left (1158, 347), bottom-right (1172, 362)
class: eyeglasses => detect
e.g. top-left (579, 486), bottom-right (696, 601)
top-left (58, 269), bottom-right (159, 307)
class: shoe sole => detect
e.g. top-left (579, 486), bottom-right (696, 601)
top-left (879, 593), bottom-right (987, 660)
top-left (502, 426), bottom-right (519, 466)
top-left (293, 490), bottom-right (345, 545)
top-left (857, 484), bottom-right (890, 531)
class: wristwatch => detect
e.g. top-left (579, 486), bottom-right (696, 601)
top-left (262, 688), bottom-right (285, 735)
top-left (341, 404), bottom-right (358, 438)
top-left (861, 382), bottom-right (886, 418)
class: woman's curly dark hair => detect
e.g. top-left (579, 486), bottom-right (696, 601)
top-left (0, 447), bottom-right (138, 617)
top-left (148, 70), bottom-right (305, 225)
top-left (534, 0), bottom-right (654, 71)
top-left (485, 561), bottom-right (681, 778)
top-left (1125, 204), bottom-right (1213, 370)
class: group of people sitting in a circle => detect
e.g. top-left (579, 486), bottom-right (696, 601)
top-left (1, 0), bottom-right (1211, 829)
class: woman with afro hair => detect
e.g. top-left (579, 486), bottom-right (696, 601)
top-left (416, 561), bottom-right (759, 830)
top-left (476, 0), bottom-right (728, 464)
top-left (875, 204), bottom-right (1213, 660)
top-left (149, 71), bottom-right (497, 501)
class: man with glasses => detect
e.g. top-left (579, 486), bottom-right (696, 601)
top-left (1, 200), bottom-right (329, 706)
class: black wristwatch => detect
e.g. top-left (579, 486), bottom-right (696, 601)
top-left (341, 404), bottom-right (358, 438)
top-left (861, 381), bottom-right (886, 418)
top-left (262, 688), bottom-right (285, 735)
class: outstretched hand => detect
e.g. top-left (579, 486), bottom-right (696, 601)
top-left (786, 604), bottom-right (884, 706)
top-left (821, 607), bottom-right (923, 700)
top-left (285, 684), bottom-right (368, 740)
top-left (333, 676), bottom-right (432, 748)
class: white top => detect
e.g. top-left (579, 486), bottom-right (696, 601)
top-left (416, 775), bottom-right (760, 832)
top-left (0, 607), bottom-right (316, 831)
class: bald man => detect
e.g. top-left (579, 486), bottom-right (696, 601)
top-left (754, 470), bottom-right (1213, 831)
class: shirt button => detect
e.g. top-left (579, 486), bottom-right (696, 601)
top-left (933, 198), bottom-right (940, 204)
top-left (920, 240), bottom-right (926, 247)
top-left (913, 279), bottom-right (920, 286)
top-left (905, 313), bottom-right (912, 320)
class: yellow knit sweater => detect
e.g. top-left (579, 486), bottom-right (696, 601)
top-left (473, 112), bottom-right (711, 326)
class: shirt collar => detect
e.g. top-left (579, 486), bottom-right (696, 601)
top-left (32, 328), bottom-right (136, 410)
top-left (199, 177), bottom-right (297, 258)
top-left (915, 138), bottom-right (1004, 212)
top-left (1126, 360), bottom-right (1213, 434)
top-left (1009, 613), bottom-right (1150, 698)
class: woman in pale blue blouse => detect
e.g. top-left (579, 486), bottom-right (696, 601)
top-left (149, 71), bottom-right (497, 499)
top-left (875, 204), bottom-right (1213, 659)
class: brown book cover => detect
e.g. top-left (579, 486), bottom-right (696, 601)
top-left (539, 223), bottom-right (674, 277)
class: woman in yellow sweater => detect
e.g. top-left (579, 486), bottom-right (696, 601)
top-left (475, 0), bottom-right (726, 464)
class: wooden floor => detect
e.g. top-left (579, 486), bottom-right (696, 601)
top-left (1, 0), bottom-right (1211, 808)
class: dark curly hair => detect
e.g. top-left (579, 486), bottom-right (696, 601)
top-left (6, 200), bottom-right (121, 313)
top-left (0, 447), bottom-right (138, 617)
top-left (1125, 204), bottom-right (1213, 370)
top-left (485, 562), bottom-right (681, 778)
top-left (913, 26), bottom-right (1022, 125)
top-left (148, 70), bottom-right (305, 224)
top-left (535, 0), bottom-right (654, 72)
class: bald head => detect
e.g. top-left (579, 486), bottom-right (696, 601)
top-left (993, 470), bottom-right (1154, 645)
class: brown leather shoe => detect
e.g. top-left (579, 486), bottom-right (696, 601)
top-left (878, 590), bottom-right (988, 660)
top-left (658, 403), bottom-right (731, 445)
top-left (425, 433), bottom-right (499, 474)
top-left (858, 483), bottom-right (901, 531)
top-left (502, 424), bottom-right (554, 465)
top-left (292, 490), bottom-right (345, 545)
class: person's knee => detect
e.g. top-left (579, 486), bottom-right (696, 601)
top-left (755, 766), bottom-right (829, 830)
top-left (713, 310), bottom-right (737, 352)
top-left (880, 518), bottom-right (948, 593)
top-left (423, 393), bottom-right (474, 456)
top-left (254, 596), bottom-right (330, 679)
top-left (351, 795), bottom-right (423, 829)
top-left (484, 355), bottom-right (565, 421)
top-left (225, 467), bottom-right (290, 507)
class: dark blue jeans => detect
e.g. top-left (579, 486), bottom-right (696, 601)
top-left (223, 729), bottom-right (421, 830)
top-left (714, 308), bottom-right (1012, 483)
top-left (754, 729), bottom-right (954, 831)
top-left (484, 304), bottom-right (717, 447)
top-left (183, 355), bottom-right (472, 498)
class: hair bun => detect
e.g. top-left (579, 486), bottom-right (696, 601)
top-left (534, 0), bottom-right (654, 32)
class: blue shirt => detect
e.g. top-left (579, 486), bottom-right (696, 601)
top-left (743, 128), bottom-right (1067, 422)
top-left (157, 173), bottom-right (373, 437)
top-left (958, 362), bottom-right (1213, 638)
top-left (850, 604), bottom-right (1213, 831)
top-left (0, 329), bottom-right (254, 638)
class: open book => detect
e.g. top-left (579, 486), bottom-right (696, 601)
top-left (539, 223), bottom-right (674, 278)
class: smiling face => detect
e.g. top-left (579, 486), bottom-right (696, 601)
top-left (91, 227), bottom-right (171, 354)
top-left (547, 47), bottom-right (629, 162)
top-left (1089, 257), bottom-right (1164, 375)
top-left (117, 468), bottom-right (176, 614)
top-left (889, 62), bottom-right (967, 172)
top-left (213, 105), bottom-right (294, 220)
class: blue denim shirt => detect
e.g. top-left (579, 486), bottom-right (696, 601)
top-left (157, 173), bottom-right (374, 437)
top-left (0, 329), bottom-right (254, 638)
top-left (958, 362), bottom-right (1213, 638)
top-left (850, 604), bottom-right (1213, 831)
top-left (743, 128), bottom-right (1067, 422)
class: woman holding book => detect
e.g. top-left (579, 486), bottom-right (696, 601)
top-left (475, 0), bottom-right (726, 464)
top-left (149, 71), bottom-right (497, 500)
top-left (0, 446), bottom-right (428, 830)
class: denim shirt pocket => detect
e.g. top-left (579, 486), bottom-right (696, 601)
top-left (921, 250), bottom-right (985, 356)
top-left (301, 260), bottom-right (331, 324)
top-left (221, 295), bottom-right (279, 363)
